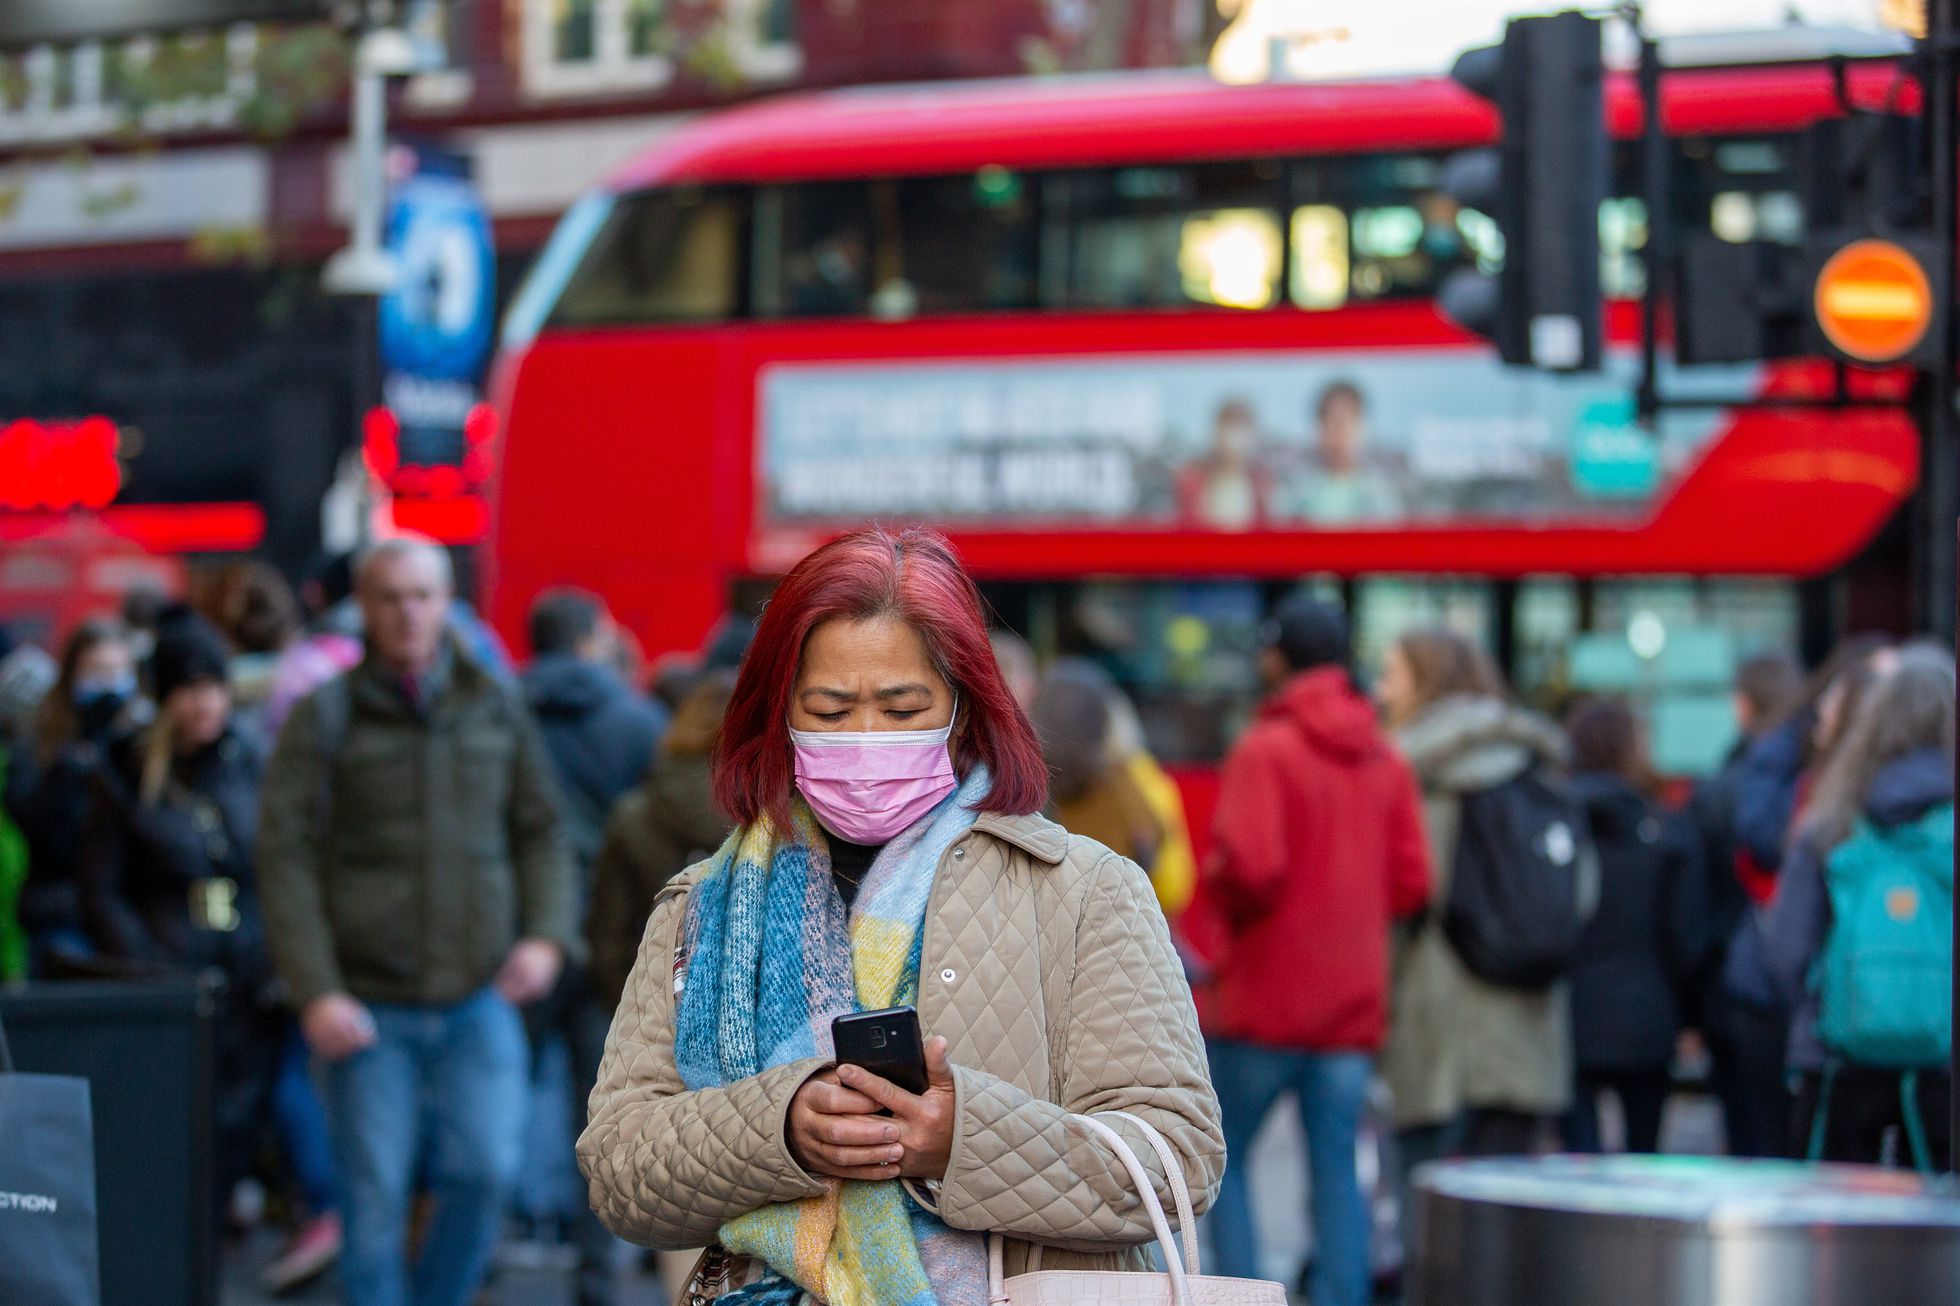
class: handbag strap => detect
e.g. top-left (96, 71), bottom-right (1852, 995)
top-left (1101, 1111), bottom-right (1201, 1274)
top-left (987, 1113), bottom-right (1193, 1306)
top-left (1018, 1112), bottom-right (1202, 1277)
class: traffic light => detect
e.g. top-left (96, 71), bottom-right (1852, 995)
top-left (1438, 11), bottom-right (1608, 373)
top-left (1675, 111), bottom-right (1936, 367)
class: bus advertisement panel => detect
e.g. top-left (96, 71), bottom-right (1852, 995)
top-left (757, 350), bottom-right (1751, 534)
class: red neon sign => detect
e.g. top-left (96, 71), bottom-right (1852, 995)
top-left (0, 417), bottom-right (121, 512)
top-left (361, 403), bottom-right (496, 544)
top-left (362, 403), bottom-right (499, 496)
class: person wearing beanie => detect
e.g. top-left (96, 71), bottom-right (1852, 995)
top-left (1189, 594), bottom-right (1431, 1306)
top-left (149, 616), bottom-right (231, 705)
top-left (79, 615), bottom-right (340, 1276)
top-left (130, 615), bottom-right (350, 1286)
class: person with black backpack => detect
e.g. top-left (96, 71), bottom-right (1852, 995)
top-left (1559, 698), bottom-right (1698, 1155)
top-left (1376, 629), bottom-right (1598, 1188)
top-left (1754, 645), bottom-right (1953, 1169)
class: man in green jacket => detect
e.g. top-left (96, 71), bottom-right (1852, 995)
top-left (259, 536), bottom-right (576, 1306)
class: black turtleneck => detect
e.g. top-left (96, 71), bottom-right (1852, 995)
top-left (829, 837), bottom-right (883, 908)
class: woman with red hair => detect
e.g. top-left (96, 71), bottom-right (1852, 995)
top-left (579, 526), bottom-right (1221, 1305)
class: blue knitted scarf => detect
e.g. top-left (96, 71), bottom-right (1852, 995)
top-left (673, 769), bottom-right (993, 1306)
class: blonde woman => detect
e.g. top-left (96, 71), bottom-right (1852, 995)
top-left (77, 617), bottom-right (298, 1220)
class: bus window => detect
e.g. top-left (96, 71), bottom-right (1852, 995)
top-left (1599, 134), bottom-right (1803, 300)
top-left (1051, 160), bottom-right (1286, 311)
top-left (756, 172), bottom-right (1037, 319)
top-left (546, 187), bottom-right (745, 327)
top-left (1352, 578), bottom-right (1494, 673)
top-left (1278, 135), bottom-right (1801, 312)
top-left (1288, 152), bottom-right (1484, 308)
top-left (895, 171), bottom-right (1040, 314)
top-left (760, 180), bottom-right (881, 318)
top-left (979, 579), bottom-right (1264, 765)
top-left (1514, 576), bottom-right (1798, 777)
top-left (1289, 204), bottom-right (1349, 308)
top-left (1673, 134), bottom-right (1804, 246)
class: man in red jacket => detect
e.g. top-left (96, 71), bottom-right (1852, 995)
top-left (1198, 595), bottom-right (1430, 1306)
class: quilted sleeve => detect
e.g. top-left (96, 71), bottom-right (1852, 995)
top-left (577, 885), bottom-right (830, 1248)
top-left (931, 851), bottom-right (1225, 1251)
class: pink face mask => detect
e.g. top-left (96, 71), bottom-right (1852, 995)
top-left (789, 710), bottom-right (957, 845)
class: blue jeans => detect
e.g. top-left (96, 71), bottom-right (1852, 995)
top-left (319, 988), bottom-right (528, 1306)
top-left (1206, 1040), bottom-right (1373, 1306)
top-left (274, 1025), bottom-right (340, 1215)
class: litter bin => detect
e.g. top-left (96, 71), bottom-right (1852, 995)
top-left (1412, 1154), bottom-right (1960, 1306)
top-left (0, 980), bottom-right (217, 1306)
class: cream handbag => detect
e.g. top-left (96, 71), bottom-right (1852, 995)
top-left (988, 1111), bottom-right (1287, 1306)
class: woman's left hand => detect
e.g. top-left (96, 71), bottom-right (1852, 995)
top-left (835, 1035), bottom-right (958, 1180)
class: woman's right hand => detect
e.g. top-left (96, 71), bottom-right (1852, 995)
top-left (788, 1070), bottom-right (906, 1181)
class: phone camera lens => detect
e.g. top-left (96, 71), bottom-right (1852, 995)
top-left (870, 1028), bottom-right (887, 1048)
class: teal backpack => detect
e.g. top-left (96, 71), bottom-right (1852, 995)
top-left (1814, 803), bottom-right (1954, 1070)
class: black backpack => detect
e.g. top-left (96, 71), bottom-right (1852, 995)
top-left (1443, 768), bottom-right (1591, 989)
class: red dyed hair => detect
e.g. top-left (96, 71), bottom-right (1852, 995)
top-left (713, 526), bottom-right (1047, 829)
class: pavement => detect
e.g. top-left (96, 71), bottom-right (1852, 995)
top-left (222, 1229), bottom-right (685, 1305)
top-left (220, 1091), bottom-right (1727, 1305)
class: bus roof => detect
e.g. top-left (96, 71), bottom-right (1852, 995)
top-left (607, 59), bottom-right (1911, 192)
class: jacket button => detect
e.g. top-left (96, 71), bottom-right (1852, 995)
top-left (940, 968), bottom-right (957, 983)
top-left (952, 847), bottom-right (965, 860)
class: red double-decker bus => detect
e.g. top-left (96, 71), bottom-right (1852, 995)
top-left (485, 52), bottom-right (1917, 815)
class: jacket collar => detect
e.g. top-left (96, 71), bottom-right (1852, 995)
top-left (352, 636), bottom-right (479, 722)
top-left (972, 810), bottom-right (1068, 865)
top-left (1396, 693), bottom-right (1565, 791)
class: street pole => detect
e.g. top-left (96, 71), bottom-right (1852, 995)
top-left (1635, 17), bottom-right (1665, 429)
top-left (1930, 0), bottom-right (1960, 1174)
top-left (323, 13), bottom-right (428, 545)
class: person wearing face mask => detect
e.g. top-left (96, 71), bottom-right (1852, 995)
top-left (4, 617), bottom-right (147, 973)
top-left (580, 526), bottom-right (1223, 1306)
top-left (1176, 398), bottom-right (1272, 531)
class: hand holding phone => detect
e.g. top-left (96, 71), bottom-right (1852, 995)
top-left (792, 1009), bottom-right (956, 1183)
top-left (831, 1005), bottom-right (929, 1097)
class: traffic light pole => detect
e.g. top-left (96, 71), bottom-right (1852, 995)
top-left (1929, 0), bottom-right (1959, 647)
top-left (1636, 25), bottom-right (1665, 427)
top-left (1932, 0), bottom-right (1960, 1175)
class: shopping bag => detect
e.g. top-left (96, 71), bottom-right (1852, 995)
top-left (0, 1010), bottom-right (100, 1306)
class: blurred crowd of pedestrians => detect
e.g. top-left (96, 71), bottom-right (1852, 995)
top-left (0, 545), bottom-right (1952, 1306)
top-left (1169, 601), bottom-right (1953, 1302)
top-left (0, 541), bottom-right (748, 1306)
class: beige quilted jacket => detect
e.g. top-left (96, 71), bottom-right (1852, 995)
top-left (578, 810), bottom-right (1224, 1287)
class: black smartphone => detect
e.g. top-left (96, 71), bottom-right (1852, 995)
top-left (831, 1005), bottom-right (928, 1097)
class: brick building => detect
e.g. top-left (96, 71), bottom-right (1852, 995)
top-left (0, 0), bottom-right (1200, 572)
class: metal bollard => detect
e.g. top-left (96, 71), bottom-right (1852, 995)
top-left (1411, 1155), bottom-right (1960, 1306)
